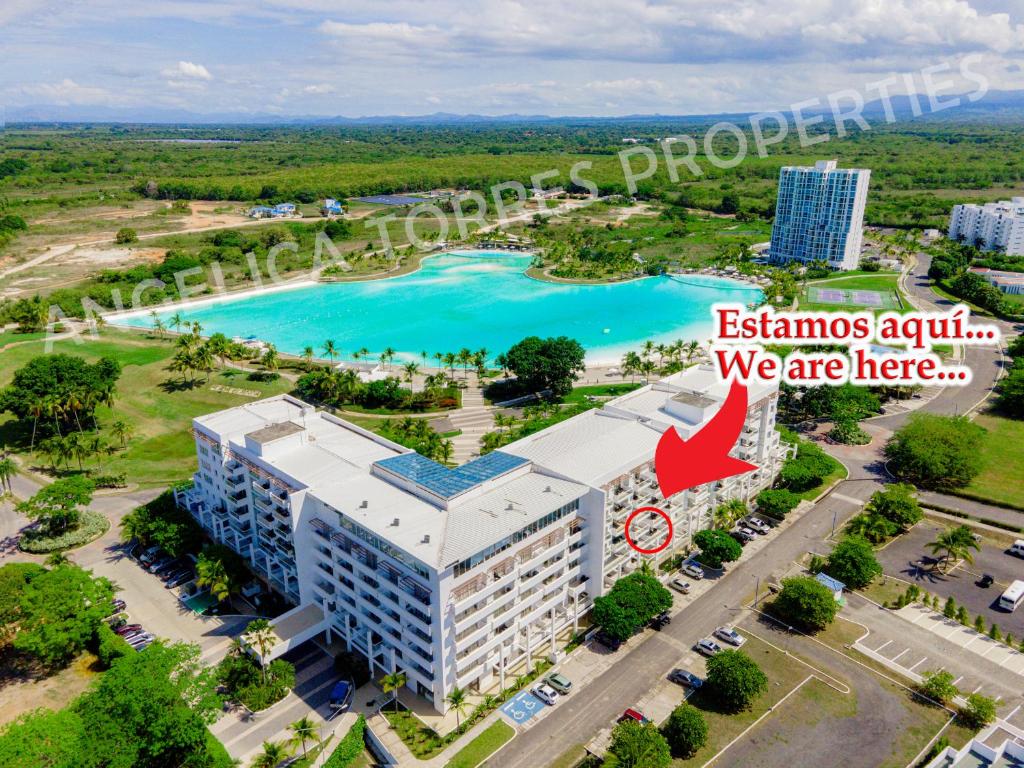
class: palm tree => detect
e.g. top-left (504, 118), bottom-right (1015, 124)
top-left (382, 346), bottom-right (396, 370)
top-left (196, 554), bottom-right (234, 602)
top-left (288, 716), bottom-right (318, 759)
top-left (207, 333), bottom-right (231, 367)
top-left (402, 362), bottom-right (419, 384)
top-left (111, 419), bottom-right (133, 448)
top-left (261, 346), bottom-right (280, 373)
top-left (443, 352), bottom-right (457, 379)
top-left (457, 347), bottom-right (473, 377)
top-left (245, 618), bottom-right (275, 685)
top-left (685, 340), bottom-right (700, 364)
top-left (302, 346), bottom-right (315, 370)
top-left (250, 740), bottom-right (291, 768)
top-left (381, 670), bottom-right (407, 712)
top-left (438, 439), bottom-right (454, 465)
top-left (169, 312), bottom-right (184, 334)
top-left (713, 498), bottom-right (746, 529)
top-left (445, 686), bottom-right (469, 728)
top-left (926, 525), bottom-right (981, 572)
top-left (149, 311), bottom-right (166, 338)
top-left (322, 339), bottom-right (338, 362)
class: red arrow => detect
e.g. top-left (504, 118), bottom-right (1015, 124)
top-left (654, 380), bottom-right (758, 499)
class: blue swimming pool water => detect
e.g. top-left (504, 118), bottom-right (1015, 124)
top-left (118, 251), bottom-right (761, 363)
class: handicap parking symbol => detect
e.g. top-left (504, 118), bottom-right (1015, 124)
top-left (500, 690), bottom-right (546, 724)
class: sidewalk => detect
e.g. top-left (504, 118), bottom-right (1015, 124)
top-left (919, 491), bottom-right (1024, 531)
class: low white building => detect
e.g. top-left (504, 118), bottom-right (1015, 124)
top-left (178, 366), bottom-right (787, 712)
top-left (949, 198), bottom-right (1024, 255)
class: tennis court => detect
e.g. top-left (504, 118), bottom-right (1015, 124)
top-left (806, 286), bottom-right (901, 309)
top-left (354, 194), bottom-right (427, 206)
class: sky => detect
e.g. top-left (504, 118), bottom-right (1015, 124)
top-left (2, 0), bottom-right (1024, 118)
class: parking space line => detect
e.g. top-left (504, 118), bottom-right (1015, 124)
top-left (908, 657), bottom-right (928, 671)
top-left (972, 685), bottom-right (983, 694)
top-left (952, 675), bottom-right (963, 685)
top-left (892, 648), bottom-right (910, 662)
top-left (873, 640), bottom-right (892, 653)
top-left (1005, 704), bottom-right (1021, 721)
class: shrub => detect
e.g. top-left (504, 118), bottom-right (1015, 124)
top-left (661, 703), bottom-right (707, 758)
top-left (19, 510), bottom-right (109, 553)
top-left (114, 228), bottom-right (138, 244)
top-left (771, 576), bottom-right (838, 631)
top-left (918, 670), bottom-right (958, 705)
top-left (705, 650), bottom-right (768, 712)
top-left (959, 693), bottom-right (997, 729)
top-left (323, 716), bottom-right (366, 768)
top-left (692, 529), bottom-right (742, 569)
top-left (93, 622), bottom-right (131, 669)
top-left (607, 720), bottom-right (671, 768)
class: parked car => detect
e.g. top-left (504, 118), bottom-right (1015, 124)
top-left (669, 578), bottom-right (691, 594)
top-left (729, 531), bottom-right (750, 546)
top-left (114, 623), bottom-right (143, 637)
top-left (714, 625), bottom-right (747, 647)
top-left (650, 611), bottom-right (671, 630)
top-left (108, 616), bottom-right (128, 630)
top-left (329, 680), bottom-right (354, 712)
top-left (618, 708), bottom-right (651, 725)
top-left (165, 570), bottom-right (195, 589)
top-left (745, 517), bottom-right (771, 534)
top-left (161, 566), bottom-right (191, 583)
top-left (137, 546), bottom-right (162, 566)
top-left (977, 574), bottom-right (995, 588)
top-left (106, 598), bottom-right (127, 617)
top-left (132, 638), bottom-right (154, 652)
top-left (532, 683), bottom-right (559, 706)
top-left (1009, 540), bottom-right (1024, 559)
top-left (595, 630), bottom-right (623, 651)
top-left (667, 669), bottom-right (703, 688)
top-left (682, 563), bottom-right (705, 580)
top-left (696, 638), bottom-right (723, 657)
top-left (545, 673), bottom-right (572, 695)
top-left (126, 632), bottom-right (155, 648)
top-left (152, 557), bottom-right (185, 576)
top-left (734, 527), bottom-right (757, 542)
top-left (120, 628), bottom-right (148, 642)
top-left (147, 555), bottom-right (175, 574)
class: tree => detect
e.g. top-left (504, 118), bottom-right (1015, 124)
top-left (0, 707), bottom-right (84, 768)
top-left (826, 535), bottom-right (882, 589)
top-left (0, 454), bottom-right (15, 495)
top-left (195, 552), bottom-right (235, 602)
top-left (960, 693), bottom-right (997, 729)
top-left (755, 488), bottom-right (800, 520)
top-left (844, 512), bottom-right (896, 544)
top-left (865, 483), bottom-right (922, 531)
top-left (504, 336), bottom-right (586, 397)
top-left (884, 414), bottom-right (986, 490)
top-left (322, 340), bottom-right (338, 362)
top-left (16, 476), bottom-right (95, 534)
top-left (713, 498), bottom-right (746, 530)
top-left (606, 720), bottom-right (671, 768)
top-left (381, 670), bottom-right (407, 713)
top-left (772, 576), bottom-right (838, 631)
top-left (943, 596), bottom-right (957, 619)
top-left (692, 529), bottom-right (742, 569)
top-left (661, 703), bottom-right (707, 758)
top-left (114, 227), bottom-right (138, 244)
top-left (926, 525), bottom-right (980, 572)
top-left (593, 571), bottom-right (673, 641)
top-left (289, 716), bottom-right (318, 759)
top-left (252, 740), bottom-right (292, 768)
top-left (705, 650), bottom-right (768, 712)
top-left (918, 669), bottom-right (958, 705)
top-left (120, 490), bottom-right (203, 557)
top-left (0, 562), bottom-right (45, 646)
top-left (14, 562), bottom-right (114, 669)
top-left (445, 686), bottom-right (468, 729)
top-left (110, 419), bottom-right (133, 449)
top-left (995, 359), bottom-right (1024, 417)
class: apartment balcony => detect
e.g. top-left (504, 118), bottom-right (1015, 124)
top-left (225, 473), bottom-right (246, 490)
top-left (253, 496), bottom-right (272, 515)
top-left (454, 582), bottom-right (515, 631)
top-left (314, 579), bottom-right (336, 596)
top-left (252, 479), bottom-right (271, 494)
top-left (453, 567), bottom-right (516, 613)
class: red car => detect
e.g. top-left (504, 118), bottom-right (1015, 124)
top-left (114, 624), bottom-right (143, 637)
top-left (618, 708), bottom-right (651, 725)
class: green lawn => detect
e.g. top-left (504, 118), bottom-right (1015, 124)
top-left (0, 327), bottom-right (292, 487)
top-left (559, 382), bottom-right (642, 405)
top-left (443, 721), bottom-right (515, 768)
top-left (961, 411), bottom-right (1024, 508)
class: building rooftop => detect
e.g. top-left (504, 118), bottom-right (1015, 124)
top-left (247, 421), bottom-right (304, 445)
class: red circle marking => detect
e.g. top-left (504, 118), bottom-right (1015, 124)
top-left (624, 506), bottom-right (674, 555)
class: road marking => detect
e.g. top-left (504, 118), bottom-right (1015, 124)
top-left (908, 657), bottom-right (928, 672)
top-left (831, 493), bottom-right (865, 505)
top-left (972, 685), bottom-right (983, 694)
top-left (874, 640), bottom-right (892, 653)
top-left (891, 648), bottom-right (910, 662)
top-left (952, 675), bottom-right (963, 685)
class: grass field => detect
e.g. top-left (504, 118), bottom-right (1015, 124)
top-left (961, 411), bottom-right (1024, 508)
top-left (443, 720), bottom-right (515, 768)
top-left (799, 273), bottom-right (905, 313)
top-left (0, 328), bottom-right (292, 487)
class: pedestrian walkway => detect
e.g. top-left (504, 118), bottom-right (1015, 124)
top-left (448, 375), bottom-right (494, 463)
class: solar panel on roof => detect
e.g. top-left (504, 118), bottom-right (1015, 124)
top-left (374, 451), bottom-right (528, 499)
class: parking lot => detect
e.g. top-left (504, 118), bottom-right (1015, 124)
top-left (874, 520), bottom-right (1024, 638)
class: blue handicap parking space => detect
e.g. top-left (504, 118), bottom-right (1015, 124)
top-left (500, 690), bottom-right (546, 724)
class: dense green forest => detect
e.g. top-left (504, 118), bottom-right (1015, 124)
top-left (2, 121), bottom-right (1024, 228)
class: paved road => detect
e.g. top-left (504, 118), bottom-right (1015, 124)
top-left (918, 491), bottom-right (1024, 531)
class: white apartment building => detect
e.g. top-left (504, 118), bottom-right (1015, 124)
top-left (769, 160), bottom-right (871, 271)
top-left (948, 197), bottom-right (1024, 255)
top-left (178, 366), bottom-right (787, 712)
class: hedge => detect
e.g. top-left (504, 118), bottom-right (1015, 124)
top-left (323, 715), bottom-right (366, 768)
top-left (19, 510), bottom-right (109, 553)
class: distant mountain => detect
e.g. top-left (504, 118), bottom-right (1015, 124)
top-left (6, 89), bottom-right (1024, 126)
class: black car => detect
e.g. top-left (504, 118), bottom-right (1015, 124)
top-left (595, 630), bottom-right (623, 651)
top-left (650, 611), bottom-right (671, 630)
top-left (977, 573), bottom-right (995, 588)
top-left (729, 530), bottom-right (750, 546)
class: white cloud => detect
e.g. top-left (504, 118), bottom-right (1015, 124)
top-left (302, 83), bottom-right (334, 94)
top-left (162, 60), bottom-right (213, 80)
top-left (20, 78), bottom-right (116, 105)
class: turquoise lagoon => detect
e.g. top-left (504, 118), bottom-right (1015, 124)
top-left (118, 251), bottom-right (761, 363)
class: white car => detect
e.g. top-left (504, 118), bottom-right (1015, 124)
top-left (714, 626), bottom-right (747, 647)
top-left (681, 563), bottom-right (705, 580)
top-left (746, 518), bottom-right (771, 534)
top-left (126, 632), bottom-right (155, 648)
top-left (669, 578), bottom-right (691, 594)
top-left (695, 638), bottom-right (723, 657)
top-left (531, 683), bottom-right (559, 706)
